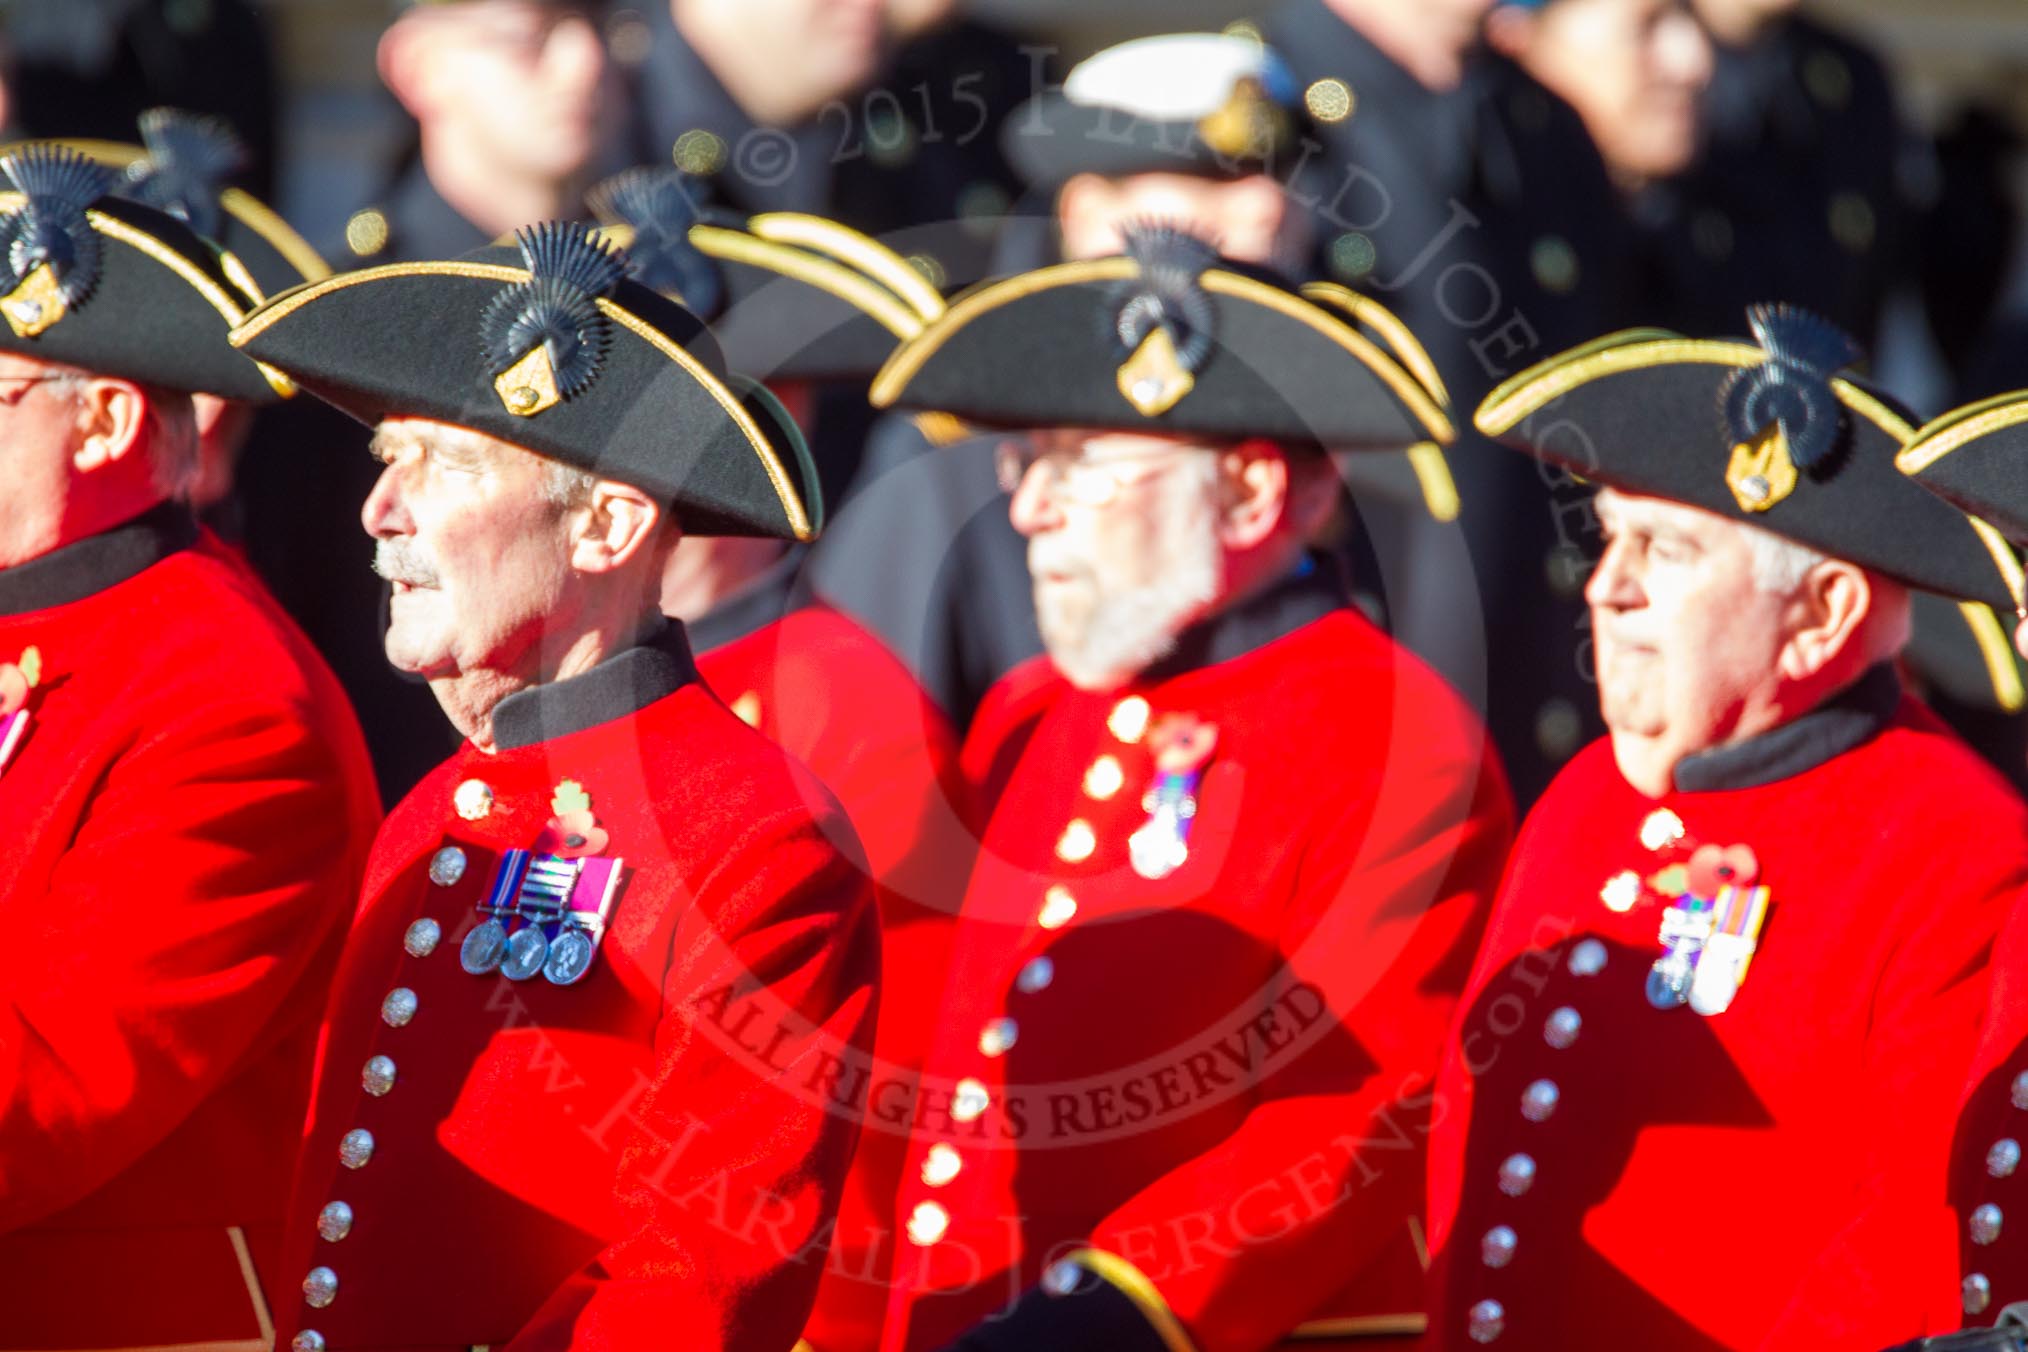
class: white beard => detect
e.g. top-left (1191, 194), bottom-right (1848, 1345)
top-left (1028, 462), bottom-right (1223, 691)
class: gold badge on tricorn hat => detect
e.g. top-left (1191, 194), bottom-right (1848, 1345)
top-left (1717, 304), bottom-right (1862, 513)
top-left (1117, 325), bottom-right (1194, 417)
top-left (1726, 422), bottom-right (1798, 513)
top-left (0, 148), bottom-right (114, 338)
top-left (478, 222), bottom-right (627, 418)
top-left (1110, 227), bottom-right (1218, 418)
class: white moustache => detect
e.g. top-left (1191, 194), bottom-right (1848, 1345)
top-left (373, 539), bottom-right (441, 588)
top-left (1027, 535), bottom-right (1091, 582)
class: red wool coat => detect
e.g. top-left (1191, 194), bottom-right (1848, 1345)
top-left (273, 626), bottom-right (882, 1352)
top-left (877, 567), bottom-right (1514, 1352)
top-left (1426, 670), bottom-right (2028, 1352)
top-left (0, 503), bottom-right (381, 1350)
top-left (689, 558), bottom-right (979, 1352)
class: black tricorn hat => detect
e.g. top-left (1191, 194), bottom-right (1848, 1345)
top-left (1898, 392), bottom-right (2028, 550)
top-left (0, 145), bottom-right (285, 403)
top-left (869, 226), bottom-right (1453, 454)
top-left (229, 223), bottom-right (821, 540)
top-left (1475, 305), bottom-right (2025, 610)
top-left (24, 109), bottom-right (331, 301)
top-left (586, 167), bottom-right (941, 382)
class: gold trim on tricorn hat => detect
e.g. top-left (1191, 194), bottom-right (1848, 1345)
top-left (1475, 305), bottom-right (2026, 611)
top-left (228, 227), bottom-right (821, 540)
top-left (870, 225), bottom-right (1454, 457)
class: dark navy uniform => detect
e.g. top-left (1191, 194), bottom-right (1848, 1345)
top-left (1631, 10), bottom-right (1914, 345)
top-left (1265, 0), bottom-right (1637, 806)
top-left (624, 4), bottom-right (1029, 287)
top-left (328, 160), bottom-right (493, 269)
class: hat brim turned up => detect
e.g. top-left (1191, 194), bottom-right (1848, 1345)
top-left (596, 216), bottom-right (938, 383)
top-left (0, 192), bottom-right (285, 403)
top-left (23, 137), bottom-right (329, 300)
top-left (1475, 329), bottom-right (2024, 610)
top-left (1898, 392), bottom-right (2028, 550)
top-left (869, 256), bottom-right (1452, 451)
top-left (230, 254), bottom-right (820, 541)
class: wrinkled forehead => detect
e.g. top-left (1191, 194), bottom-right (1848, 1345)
top-left (1020, 426), bottom-right (1210, 458)
top-left (1594, 485), bottom-right (1732, 538)
top-left (370, 415), bottom-right (543, 473)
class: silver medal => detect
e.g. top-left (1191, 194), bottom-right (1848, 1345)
top-left (544, 928), bottom-right (597, 985)
top-left (1645, 950), bottom-right (1694, 1008)
top-left (460, 917), bottom-right (508, 974)
top-left (500, 924), bottom-right (550, 981)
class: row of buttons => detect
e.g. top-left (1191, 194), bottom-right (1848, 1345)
top-left (1961, 1069), bottom-right (2028, 1315)
top-left (292, 837), bottom-right (470, 1351)
top-left (902, 699), bottom-right (1149, 1252)
top-left (1465, 937), bottom-right (1607, 1343)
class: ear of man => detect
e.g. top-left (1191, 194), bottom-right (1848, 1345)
top-left (1776, 559), bottom-right (1874, 684)
top-left (1216, 439), bottom-right (1293, 550)
top-left (69, 377), bottom-right (149, 476)
top-left (568, 480), bottom-right (667, 574)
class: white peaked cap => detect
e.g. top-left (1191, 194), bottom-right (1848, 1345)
top-left (1062, 32), bottom-right (1298, 123)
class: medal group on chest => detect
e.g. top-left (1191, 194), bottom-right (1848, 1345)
top-left (1599, 808), bottom-right (1772, 1017)
top-left (446, 777), bottom-right (626, 988)
top-left (1053, 694), bottom-right (1221, 884)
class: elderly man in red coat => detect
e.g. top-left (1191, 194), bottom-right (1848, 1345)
top-left (1426, 306), bottom-right (2028, 1352)
top-left (1897, 393), bottom-right (2028, 1337)
top-left (231, 222), bottom-right (882, 1351)
top-left (583, 167), bottom-right (983, 1350)
top-left (0, 149), bottom-right (381, 1348)
top-left (827, 224), bottom-right (1514, 1352)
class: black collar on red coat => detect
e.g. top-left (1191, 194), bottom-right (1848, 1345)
top-left (684, 544), bottom-right (809, 655)
top-left (490, 620), bottom-right (700, 751)
top-left (1672, 661), bottom-right (1901, 793)
top-left (1139, 552), bottom-right (1350, 683)
top-left (0, 500), bottom-right (198, 616)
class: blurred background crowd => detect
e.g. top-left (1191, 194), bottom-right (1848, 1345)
top-left (12, 0), bottom-right (2028, 812)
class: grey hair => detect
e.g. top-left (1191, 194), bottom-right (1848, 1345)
top-left (144, 386), bottom-right (199, 499)
top-left (32, 369), bottom-right (200, 499)
top-left (1741, 522), bottom-right (1828, 595)
top-left (541, 459), bottom-right (599, 509)
top-left (1741, 518), bottom-right (1913, 662)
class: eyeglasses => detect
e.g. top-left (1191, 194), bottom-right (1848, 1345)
top-left (992, 438), bottom-right (1189, 507)
top-left (0, 373), bottom-right (76, 406)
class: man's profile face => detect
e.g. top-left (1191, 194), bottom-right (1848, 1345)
top-left (405, 1), bottom-right (609, 183)
top-left (0, 352), bottom-right (84, 565)
top-left (360, 416), bottom-right (582, 683)
top-left (1586, 487), bottom-right (1792, 759)
top-left (1003, 428), bottom-right (1226, 690)
top-left (1512, 0), bottom-right (1712, 183)
top-left (674, 0), bottom-right (887, 120)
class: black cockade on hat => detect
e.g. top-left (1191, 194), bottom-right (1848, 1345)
top-left (1720, 304), bottom-right (1864, 475)
top-left (124, 108), bottom-right (246, 242)
top-left (1107, 223), bottom-right (1219, 417)
top-left (0, 147), bottom-right (114, 335)
top-left (588, 167), bottom-right (723, 319)
top-left (478, 222), bottom-right (627, 415)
